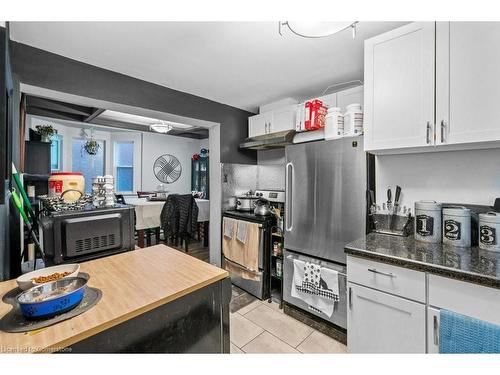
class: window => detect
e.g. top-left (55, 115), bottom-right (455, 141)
top-left (72, 138), bottom-right (105, 194)
top-left (114, 141), bottom-right (134, 193)
top-left (50, 135), bottom-right (63, 172)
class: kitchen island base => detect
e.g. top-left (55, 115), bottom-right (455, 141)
top-left (66, 277), bottom-right (231, 353)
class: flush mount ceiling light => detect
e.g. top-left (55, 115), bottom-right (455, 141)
top-left (150, 121), bottom-right (173, 134)
top-left (279, 21), bottom-right (358, 39)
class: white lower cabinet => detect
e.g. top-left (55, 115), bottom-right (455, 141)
top-left (347, 282), bottom-right (426, 353)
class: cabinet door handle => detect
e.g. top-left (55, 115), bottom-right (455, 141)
top-left (441, 120), bottom-right (447, 143)
top-left (426, 121), bottom-right (432, 144)
top-left (268, 121), bottom-right (272, 133)
top-left (367, 268), bottom-right (396, 278)
top-left (433, 315), bottom-right (439, 346)
top-left (348, 286), bottom-right (352, 310)
top-left (264, 122), bottom-right (268, 134)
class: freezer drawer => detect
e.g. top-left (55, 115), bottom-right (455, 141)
top-left (283, 249), bottom-right (347, 329)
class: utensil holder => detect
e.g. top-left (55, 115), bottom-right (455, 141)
top-left (370, 213), bottom-right (414, 237)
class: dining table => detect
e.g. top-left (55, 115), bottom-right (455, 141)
top-left (125, 197), bottom-right (210, 248)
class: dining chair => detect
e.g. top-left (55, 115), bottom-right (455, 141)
top-left (135, 191), bottom-right (160, 245)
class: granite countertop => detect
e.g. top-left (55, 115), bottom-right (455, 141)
top-left (345, 233), bottom-right (500, 289)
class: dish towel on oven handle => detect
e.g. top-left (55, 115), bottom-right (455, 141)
top-left (291, 259), bottom-right (339, 318)
top-left (223, 217), bottom-right (235, 239)
top-left (236, 221), bottom-right (248, 244)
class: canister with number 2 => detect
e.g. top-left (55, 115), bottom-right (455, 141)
top-left (442, 207), bottom-right (471, 248)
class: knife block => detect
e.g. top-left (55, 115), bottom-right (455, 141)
top-left (370, 213), bottom-right (414, 237)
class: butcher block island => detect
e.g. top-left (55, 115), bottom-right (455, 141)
top-left (0, 245), bottom-right (230, 353)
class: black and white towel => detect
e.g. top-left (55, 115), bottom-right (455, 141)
top-left (291, 259), bottom-right (339, 318)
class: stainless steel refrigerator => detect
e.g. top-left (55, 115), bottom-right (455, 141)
top-left (283, 137), bottom-right (368, 329)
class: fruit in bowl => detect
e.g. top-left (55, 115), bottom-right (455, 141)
top-left (16, 264), bottom-right (80, 290)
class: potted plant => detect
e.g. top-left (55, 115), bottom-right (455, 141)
top-left (82, 139), bottom-right (101, 155)
top-left (35, 125), bottom-right (57, 142)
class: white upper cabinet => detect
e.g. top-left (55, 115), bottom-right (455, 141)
top-left (316, 92), bottom-right (337, 108)
top-left (249, 87), bottom-right (362, 138)
top-left (337, 85), bottom-right (364, 111)
top-left (248, 112), bottom-right (272, 138)
top-left (436, 22), bottom-right (500, 145)
top-left (364, 22), bottom-right (436, 152)
top-left (270, 106), bottom-right (296, 133)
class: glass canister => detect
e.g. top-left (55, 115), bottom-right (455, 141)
top-left (479, 212), bottom-right (500, 252)
top-left (415, 201), bottom-right (442, 243)
top-left (442, 206), bottom-right (471, 247)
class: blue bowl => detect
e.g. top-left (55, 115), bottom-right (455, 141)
top-left (17, 277), bottom-right (88, 319)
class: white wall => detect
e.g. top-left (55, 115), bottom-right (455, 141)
top-left (141, 132), bottom-right (204, 193)
top-left (28, 115), bottom-right (112, 173)
top-left (376, 148), bottom-right (500, 209)
top-left (28, 115), bottom-right (208, 194)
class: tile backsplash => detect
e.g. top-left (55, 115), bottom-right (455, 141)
top-left (221, 163), bottom-right (285, 210)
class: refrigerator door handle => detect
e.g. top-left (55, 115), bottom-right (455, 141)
top-left (285, 162), bottom-right (294, 232)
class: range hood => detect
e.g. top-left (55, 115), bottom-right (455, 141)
top-left (239, 130), bottom-right (296, 150)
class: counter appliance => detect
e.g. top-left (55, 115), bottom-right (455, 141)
top-left (41, 204), bottom-right (135, 265)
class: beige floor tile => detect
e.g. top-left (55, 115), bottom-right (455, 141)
top-left (297, 330), bottom-right (347, 354)
top-left (245, 304), bottom-right (314, 347)
top-left (230, 312), bottom-right (264, 348)
top-left (261, 300), bottom-right (283, 313)
top-left (242, 332), bottom-right (299, 354)
top-left (237, 299), bottom-right (262, 315)
top-left (230, 343), bottom-right (244, 354)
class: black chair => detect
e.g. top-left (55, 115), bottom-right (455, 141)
top-left (160, 194), bottom-right (199, 252)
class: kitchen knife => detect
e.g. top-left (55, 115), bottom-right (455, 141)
top-left (389, 185), bottom-right (402, 230)
top-left (387, 187), bottom-right (392, 211)
top-left (394, 185), bottom-right (402, 210)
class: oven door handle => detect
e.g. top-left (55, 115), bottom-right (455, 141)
top-left (258, 226), bottom-right (264, 269)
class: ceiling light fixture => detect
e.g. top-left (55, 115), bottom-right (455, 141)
top-left (150, 121), bottom-right (173, 134)
top-left (279, 21), bottom-right (358, 39)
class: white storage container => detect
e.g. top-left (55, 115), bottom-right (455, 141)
top-left (442, 206), bottom-right (471, 247)
top-left (344, 103), bottom-right (364, 136)
top-left (324, 107), bottom-right (344, 140)
top-left (479, 212), bottom-right (500, 252)
top-left (415, 201), bottom-right (442, 243)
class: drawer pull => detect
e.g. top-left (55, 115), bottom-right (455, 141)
top-left (367, 268), bottom-right (396, 278)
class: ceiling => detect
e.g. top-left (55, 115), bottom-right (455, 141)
top-left (10, 21), bottom-right (408, 113)
top-left (25, 95), bottom-right (209, 139)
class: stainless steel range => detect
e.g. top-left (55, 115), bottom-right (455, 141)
top-left (222, 189), bottom-right (285, 300)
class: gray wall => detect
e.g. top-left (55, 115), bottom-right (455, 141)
top-left (10, 41), bottom-right (257, 165)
